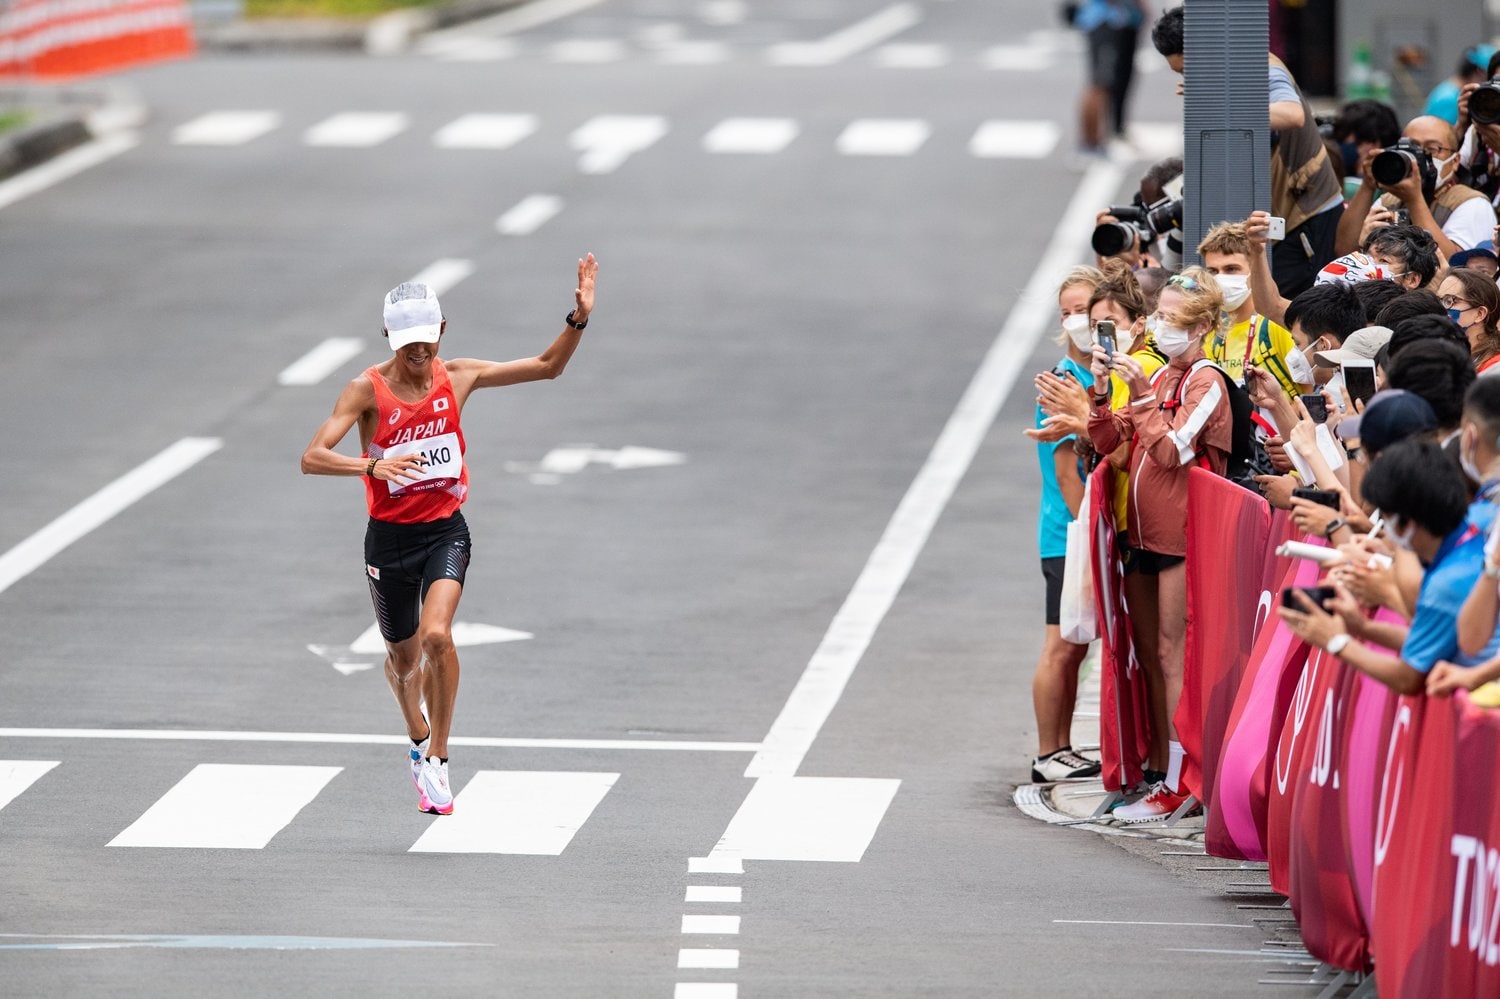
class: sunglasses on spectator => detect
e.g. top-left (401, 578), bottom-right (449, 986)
top-left (1166, 275), bottom-right (1199, 291)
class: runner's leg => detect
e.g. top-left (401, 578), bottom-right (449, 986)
top-left (384, 635), bottom-right (428, 742)
top-left (417, 579), bottom-right (462, 759)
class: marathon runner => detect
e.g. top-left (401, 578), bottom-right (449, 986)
top-left (301, 254), bottom-right (599, 814)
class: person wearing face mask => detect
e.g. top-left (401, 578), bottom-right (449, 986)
top-left (1086, 268), bottom-right (1234, 822)
top-left (1283, 282), bottom-right (1366, 396)
top-left (1435, 266), bottom-right (1500, 374)
top-left (1025, 267), bottom-right (1105, 784)
top-left (1337, 115), bottom-right (1497, 262)
top-left (1196, 222), bottom-right (1304, 399)
top-left (1280, 438), bottom-right (1500, 695)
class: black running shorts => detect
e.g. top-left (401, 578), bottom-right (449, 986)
top-left (364, 512), bottom-right (471, 644)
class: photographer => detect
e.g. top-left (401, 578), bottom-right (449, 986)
top-left (1457, 52), bottom-right (1500, 209)
top-left (1151, 6), bottom-right (1342, 298)
top-left (1091, 158), bottom-right (1184, 272)
top-left (1330, 99), bottom-right (1402, 200)
top-left (1336, 116), bottom-right (1496, 261)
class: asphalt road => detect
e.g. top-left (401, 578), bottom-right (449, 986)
top-left (1, 1), bottom-right (1300, 995)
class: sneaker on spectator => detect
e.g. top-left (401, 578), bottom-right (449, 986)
top-left (1113, 781), bottom-right (1191, 824)
top-left (1031, 748), bottom-right (1102, 783)
top-left (418, 756), bottom-right (454, 816)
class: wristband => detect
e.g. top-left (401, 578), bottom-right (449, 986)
top-left (366, 457), bottom-right (378, 477)
top-left (1092, 393), bottom-right (1111, 407)
top-left (1326, 633), bottom-right (1351, 657)
top-left (566, 310), bottom-right (588, 330)
top-left (1323, 518), bottom-right (1347, 540)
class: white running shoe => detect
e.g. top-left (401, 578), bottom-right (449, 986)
top-left (418, 756), bottom-right (454, 816)
top-left (408, 708), bottom-right (431, 792)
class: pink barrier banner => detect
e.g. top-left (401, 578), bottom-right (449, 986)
top-left (1089, 463), bottom-right (1150, 792)
top-left (1205, 548), bottom-right (1318, 860)
top-left (1373, 693), bottom-right (1500, 997)
top-left (1269, 643), bottom-right (1338, 896)
top-left (1181, 470), bottom-right (1288, 806)
top-left (1287, 658), bottom-right (1372, 972)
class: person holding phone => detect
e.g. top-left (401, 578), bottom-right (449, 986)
top-left (1282, 439), bottom-right (1500, 695)
top-left (1087, 268), bottom-right (1234, 822)
top-left (1024, 267), bottom-right (1105, 784)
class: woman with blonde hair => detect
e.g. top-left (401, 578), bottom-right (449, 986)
top-left (1026, 265), bottom-right (1105, 783)
top-left (1085, 267), bottom-right (1234, 821)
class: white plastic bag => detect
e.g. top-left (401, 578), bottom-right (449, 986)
top-left (1059, 480), bottom-right (1097, 645)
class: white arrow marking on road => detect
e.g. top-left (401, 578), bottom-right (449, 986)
top-left (308, 621), bottom-right (533, 674)
top-left (510, 445), bottom-right (687, 483)
top-left (570, 116), bottom-right (669, 174)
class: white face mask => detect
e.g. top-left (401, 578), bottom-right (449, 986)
top-left (1461, 425), bottom-right (1485, 484)
top-left (1285, 346), bottom-right (1315, 385)
top-left (1434, 151), bottom-right (1459, 183)
top-left (1153, 322), bottom-right (1194, 358)
top-left (1061, 313), bottom-right (1093, 351)
top-left (1217, 273), bottom-right (1251, 309)
top-left (1389, 517), bottom-right (1416, 552)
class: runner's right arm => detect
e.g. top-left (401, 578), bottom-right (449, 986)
top-left (300, 376), bottom-right (425, 484)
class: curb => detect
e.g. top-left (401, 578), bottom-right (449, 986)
top-left (196, 0), bottom-right (532, 54)
top-left (0, 85), bottom-right (146, 183)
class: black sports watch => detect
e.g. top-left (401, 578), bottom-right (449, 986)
top-left (566, 310), bottom-right (588, 330)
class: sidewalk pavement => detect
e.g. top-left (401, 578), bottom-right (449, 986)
top-left (0, 0), bottom-right (532, 181)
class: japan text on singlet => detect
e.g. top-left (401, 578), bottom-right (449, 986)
top-left (363, 362), bottom-right (469, 524)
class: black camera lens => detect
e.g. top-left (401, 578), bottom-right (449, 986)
top-left (1472, 82), bottom-right (1500, 126)
top-left (1091, 221), bottom-right (1135, 257)
top-left (1371, 148), bottom-right (1413, 186)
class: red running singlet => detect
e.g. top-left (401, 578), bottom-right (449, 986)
top-left (363, 362), bottom-right (469, 524)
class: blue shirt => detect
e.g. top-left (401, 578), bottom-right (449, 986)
top-left (1400, 515), bottom-right (1500, 673)
top-left (1035, 356), bottom-right (1092, 559)
top-left (1074, 0), bottom-right (1142, 31)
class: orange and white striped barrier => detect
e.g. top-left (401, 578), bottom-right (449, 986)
top-left (0, 0), bottom-right (195, 80)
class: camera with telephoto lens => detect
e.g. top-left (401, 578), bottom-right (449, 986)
top-left (1472, 80), bottom-right (1500, 127)
top-left (1091, 196), bottom-right (1185, 257)
top-left (1371, 138), bottom-right (1438, 202)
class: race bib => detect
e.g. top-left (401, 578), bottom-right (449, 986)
top-left (383, 432), bottom-right (462, 496)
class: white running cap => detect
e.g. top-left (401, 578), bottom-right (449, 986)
top-left (383, 282), bottom-right (443, 351)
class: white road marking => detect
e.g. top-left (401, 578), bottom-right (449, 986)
top-left (303, 112), bottom-right (409, 148)
top-left (685, 886), bottom-right (742, 903)
top-left (873, 42), bottom-right (948, 68)
top-left (310, 620), bottom-right (533, 674)
top-left (0, 437), bottom-right (222, 598)
top-left (675, 986), bottom-right (737, 999)
top-left (109, 764), bottom-right (341, 849)
top-left (678, 949), bottom-right (739, 969)
top-left (0, 728), bottom-right (759, 752)
top-left (426, 0), bottom-right (605, 39)
top-left (708, 777), bottom-right (899, 862)
top-left (0, 132), bottom-right (137, 213)
top-left (744, 156), bottom-right (1126, 779)
top-left (277, 337), bottom-right (365, 387)
top-left (767, 2), bottom-right (921, 67)
top-left (0, 761), bottom-right (59, 812)
top-left (688, 855), bottom-right (743, 873)
top-left (409, 257), bottom-right (474, 296)
top-left (1125, 121), bottom-right (1184, 159)
top-left (682, 915), bottom-right (740, 935)
top-left (432, 113), bottom-right (538, 149)
top-left (980, 45), bottom-right (1053, 72)
top-left (497, 194), bottom-right (564, 236)
top-left (171, 110), bottom-right (280, 146)
top-left (570, 115), bottom-right (669, 174)
top-left (408, 770), bottom-right (618, 854)
top-left (0, 933), bottom-right (489, 951)
top-left (550, 38), bottom-right (628, 63)
top-left (702, 118), bottom-right (798, 154)
top-left (696, 0), bottom-right (744, 26)
top-left (424, 37), bottom-right (518, 61)
top-left (835, 118), bottom-right (930, 157)
top-left (656, 40), bottom-right (731, 64)
top-left (969, 120), bottom-right (1061, 159)
top-left (1055, 920), bottom-right (1256, 929)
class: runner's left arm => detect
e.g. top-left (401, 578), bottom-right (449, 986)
top-left (451, 253), bottom-right (598, 394)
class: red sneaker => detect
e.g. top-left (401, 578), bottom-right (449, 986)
top-left (1113, 781), bottom-right (1191, 824)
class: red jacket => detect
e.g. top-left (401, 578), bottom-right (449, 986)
top-left (1087, 361), bottom-right (1233, 556)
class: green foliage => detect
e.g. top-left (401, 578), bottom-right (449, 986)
top-left (245, 0), bottom-right (435, 18)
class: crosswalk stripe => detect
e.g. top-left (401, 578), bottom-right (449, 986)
top-left (432, 113), bottom-right (538, 150)
top-left (109, 764), bottom-right (341, 849)
top-left (172, 111), bottom-right (280, 146)
top-left (969, 120), bottom-right (1061, 159)
top-left (304, 112), bottom-right (409, 148)
top-left (0, 761), bottom-right (59, 812)
top-left (702, 118), bottom-right (798, 155)
top-left (571, 115), bottom-right (669, 174)
top-left (873, 42), bottom-right (948, 69)
top-left (497, 194), bottom-right (563, 236)
top-left (550, 38), bottom-right (627, 63)
top-left (836, 118), bottom-right (930, 157)
top-left (407, 770), bottom-right (618, 854)
top-left (980, 45), bottom-right (1054, 72)
top-left (655, 40), bottom-right (730, 65)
